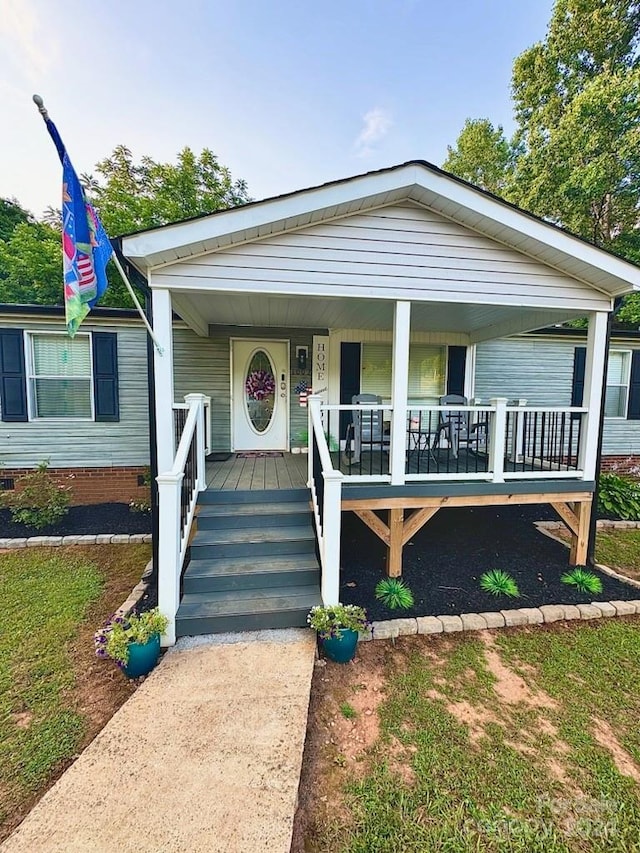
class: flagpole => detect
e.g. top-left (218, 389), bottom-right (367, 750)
top-left (33, 94), bottom-right (164, 355)
top-left (111, 253), bottom-right (164, 355)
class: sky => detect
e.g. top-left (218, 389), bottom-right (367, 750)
top-left (0, 0), bottom-right (554, 219)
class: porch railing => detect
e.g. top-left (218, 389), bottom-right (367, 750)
top-left (158, 393), bottom-right (208, 645)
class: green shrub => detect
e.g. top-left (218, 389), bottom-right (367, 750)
top-left (480, 569), bottom-right (520, 598)
top-left (561, 568), bottom-right (603, 595)
top-left (597, 473), bottom-right (640, 520)
top-left (375, 578), bottom-right (415, 609)
top-left (2, 461), bottom-right (71, 530)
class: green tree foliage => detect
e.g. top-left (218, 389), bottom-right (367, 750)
top-left (0, 145), bottom-right (249, 308)
top-left (442, 118), bottom-right (514, 196)
top-left (86, 145), bottom-right (250, 236)
top-left (0, 221), bottom-right (62, 304)
top-left (444, 0), bottom-right (640, 323)
top-left (0, 198), bottom-right (31, 242)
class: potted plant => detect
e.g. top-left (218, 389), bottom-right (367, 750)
top-left (94, 607), bottom-right (168, 678)
top-left (307, 604), bottom-right (370, 663)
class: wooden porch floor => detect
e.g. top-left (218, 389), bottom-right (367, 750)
top-left (205, 452), bottom-right (309, 491)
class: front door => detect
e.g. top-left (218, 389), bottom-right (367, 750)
top-left (232, 340), bottom-right (289, 450)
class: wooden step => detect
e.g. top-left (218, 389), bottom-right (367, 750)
top-left (183, 554), bottom-right (320, 593)
top-left (175, 585), bottom-right (322, 635)
top-left (198, 488), bottom-right (310, 505)
top-left (196, 502), bottom-right (311, 529)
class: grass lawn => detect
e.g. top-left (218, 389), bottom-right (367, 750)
top-left (596, 529), bottom-right (640, 582)
top-left (294, 619), bottom-right (640, 852)
top-left (0, 544), bottom-right (151, 843)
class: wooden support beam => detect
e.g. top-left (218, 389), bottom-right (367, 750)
top-left (342, 491), bottom-right (593, 512)
top-left (402, 506), bottom-right (440, 546)
top-left (550, 502), bottom-right (579, 536)
top-left (569, 500), bottom-right (591, 566)
top-left (354, 509), bottom-right (390, 547)
top-left (388, 508), bottom-right (404, 577)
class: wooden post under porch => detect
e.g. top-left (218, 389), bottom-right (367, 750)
top-left (342, 483), bottom-right (595, 575)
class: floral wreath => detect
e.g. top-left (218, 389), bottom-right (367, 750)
top-left (245, 369), bottom-right (276, 401)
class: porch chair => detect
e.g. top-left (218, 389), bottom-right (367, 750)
top-left (436, 394), bottom-right (487, 459)
top-left (343, 394), bottom-right (389, 463)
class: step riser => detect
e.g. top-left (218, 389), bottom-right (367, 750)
top-left (196, 512), bottom-right (312, 530)
top-left (176, 608), bottom-right (313, 636)
top-left (198, 488), bottom-right (309, 505)
top-left (191, 539), bottom-right (317, 560)
top-left (183, 568), bottom-right (320, 594)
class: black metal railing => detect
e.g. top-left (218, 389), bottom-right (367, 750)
top-left (180, 424), bottom-right (198, 539)
top-left (339, 406), bottom-right (390, 477)
top-left (505, 409), bottom-right (583, 474)
top-left (406, 407), bottom-right (491, 476)
top-left (311, 428), bottom-right (324, 528)
top-left (174, 406), bottom-right (188, 450)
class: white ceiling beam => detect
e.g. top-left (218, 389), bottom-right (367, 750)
top-left (170, 292), bottom-right (209, 337)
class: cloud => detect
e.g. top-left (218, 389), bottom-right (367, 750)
top-left (354, 107), bottom-right (392, 157)
top-left (0, 0), bottom-right (58, 82)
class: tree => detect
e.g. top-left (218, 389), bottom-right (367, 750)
top-left (0, 198), bottom-right (31, 242)
top-left (0, 221), bottom-right (62, 304)
top-left (444, 0), bottom-right (640, 324)
top-left (86, 145), bottom-right (250, 236)
top-left (0, 145), bottom-right (250, 308)
top-left (442, 119), bottom-right (514, 196)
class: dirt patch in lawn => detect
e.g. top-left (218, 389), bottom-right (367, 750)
top-left (592, 718), bottom-right (640, 784)
top-left (0, 544), bottom-right (150, 844)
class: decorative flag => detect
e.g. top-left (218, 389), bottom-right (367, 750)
top-left (43, 118), bottom-right (112, 336)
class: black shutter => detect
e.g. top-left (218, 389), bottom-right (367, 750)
top-left (446, 346), bottom-right (467, 396)
top-left (340, 342), bottom-right (361, 439)
top-left (92, 332), bottom-right (119, 422)
top-left (571, 347), bottom-right (586, 407)
top-left (628, 350), bottom-right (640, 420)
top-left (0, 328), bottom-right (27, 422)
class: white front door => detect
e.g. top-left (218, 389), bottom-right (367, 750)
top-left (232, 339), bottom-right (289, 450)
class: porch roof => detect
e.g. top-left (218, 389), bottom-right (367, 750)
top-left (122, 160), bottom-right (640, 299)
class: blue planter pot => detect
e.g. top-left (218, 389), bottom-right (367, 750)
top-left (321, 628), bottom-right (359, 663)
top-left (123, 634), bottom-right (161, 678)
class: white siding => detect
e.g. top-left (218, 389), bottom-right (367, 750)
top-left (0, 318), bottom-right (149, 468)
top-left (154, 204), bottom-right (611, 312)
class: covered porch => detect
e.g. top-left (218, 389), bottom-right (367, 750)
top-left (120, 161), bottom-right (640, 643)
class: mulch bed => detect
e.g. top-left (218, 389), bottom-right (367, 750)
top-left (339, 505), bottom-right (639, 622)
top-left (0, 502), bottom-right (152, 539)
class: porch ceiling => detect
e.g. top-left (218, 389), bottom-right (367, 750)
top-left (171, 289), bottom-right (586, 342)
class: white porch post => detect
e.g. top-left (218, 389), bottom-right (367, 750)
top-left (489, 397), bottom-right (508, 483)
top-left (579, 311), bottom-right (609, 481)
top-left (156, 471), bottom-right (183, 646)
top-left (321, 471), bottom-right (342, 605)
top-left (152, 287), bottom-right (176, 474)
top-left (390, 301), bottom-right (411, 486)
top-left (184, 393), bottom-right (208, 492)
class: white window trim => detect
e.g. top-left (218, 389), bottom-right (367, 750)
top-left (604, 348), bottom-right (632, 420)
top-left (24, 330), bottom-right (96, 422)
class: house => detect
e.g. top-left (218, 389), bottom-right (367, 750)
top-left (6, 161), bottom-right (640, 645)
top-left (0, 304), bottom-right (150, 505)
top-left (3, 306), bottom-right (638, 509)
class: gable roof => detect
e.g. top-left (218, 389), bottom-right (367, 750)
top-left (122, 160), bottom-right (640, 298)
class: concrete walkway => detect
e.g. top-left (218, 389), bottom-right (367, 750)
top-left (1, 629), bottom-right (316, 853)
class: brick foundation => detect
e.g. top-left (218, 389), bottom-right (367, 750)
top-left (600, 456), bottom-right (640, 476)
top-left (0, 466), bottom-right (150, 506)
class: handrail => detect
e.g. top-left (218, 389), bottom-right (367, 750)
top-left (171, 405), bottom-right (199, 477)
top-left (309, 401), bottom-right (334, 473)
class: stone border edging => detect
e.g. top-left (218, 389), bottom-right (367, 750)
top-left (116, 559), bottom-right (154, 617)
top-left (0, 533), bottom-right (152, 549)
top-left (360, 599), bottom-right (640, 641)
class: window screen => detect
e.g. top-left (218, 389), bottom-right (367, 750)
top-left (604, 350), bottom-right (630, 418)
top-left (361, 344), bottom-right (445, 402)
top-left (29, 334), bottom-right (92, 419)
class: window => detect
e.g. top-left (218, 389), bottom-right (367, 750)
top-left (604, 350), bottom-right (631, 418)
top-left (27, 333), bottom-right (93, 419)
top-left (361, 343), bottom-right (446, 401)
